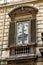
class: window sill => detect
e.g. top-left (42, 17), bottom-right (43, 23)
top-left (9, 43), bottom-right (36, 49)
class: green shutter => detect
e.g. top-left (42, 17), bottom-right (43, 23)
top-left (31, 19), bottom-right (36, 43)
top-left (8, 22), bottom-right (15, 47)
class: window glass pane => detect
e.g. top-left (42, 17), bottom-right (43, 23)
top-left (17, 23), bottom-right (22, 45)
top-left (24, 22), bottom-right (28, 44)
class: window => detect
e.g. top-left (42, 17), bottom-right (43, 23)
top-left (8, 5), bottom-right (38, 58)
top-left (16, 21), bottom-right (30, 45)
top-left (8, 19), bottom-right (36, 47)
top-left (9, 19), bottom-right (36, 56)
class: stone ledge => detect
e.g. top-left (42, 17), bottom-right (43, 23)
top-left (6, 54), bottom-right (37, 61)
top-left (0, 0), bottom-right (36, 8)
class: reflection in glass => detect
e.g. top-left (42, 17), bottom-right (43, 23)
top-left (17, 21), bottom-right (29, 45)
top-left (24, 22), bottom-right (28, 44)
top-left (17, 23), bottom-right (22, 45)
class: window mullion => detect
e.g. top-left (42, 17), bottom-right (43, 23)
top-left (28, 22), bottom-right (29, 44)
top-left (22, 22), bottom-right (24, 45)
top-left (16, 22), bottom-right (18, 45)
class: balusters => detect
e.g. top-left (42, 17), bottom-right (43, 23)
top-left (14, 46), bottom-right (30, 55)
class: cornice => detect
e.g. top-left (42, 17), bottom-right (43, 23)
top-left (0, 0), bottom-right (37, 8)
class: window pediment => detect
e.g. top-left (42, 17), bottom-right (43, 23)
top-left (8, 5), bottom-right (38, 20)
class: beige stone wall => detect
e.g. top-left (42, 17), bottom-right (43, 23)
top-left (0, 7), bottom-right (10, 59)
top-left (34, 2), bottom-right (43, 56)
top-left (0, 5), bottom-right (18, 60)
top-left (37, 62), bottom-right (43, 65)
top-left (0, 1), bottom-right (43, 65)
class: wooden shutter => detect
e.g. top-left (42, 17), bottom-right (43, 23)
top-left (31, 19), bottom-right (36, 43)
top-left (8, 22), bottom-right (15, 47)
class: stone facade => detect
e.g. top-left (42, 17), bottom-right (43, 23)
top-left (0, 0), bottom-right (43, 65)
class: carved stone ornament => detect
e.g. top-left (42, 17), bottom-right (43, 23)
top-left (8, 5), bottom-right (38, 20)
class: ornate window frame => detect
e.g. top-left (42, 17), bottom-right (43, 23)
top-left (8, 5), bottom-right (38, 57)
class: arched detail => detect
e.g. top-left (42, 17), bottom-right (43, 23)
top-left (8, 5), bottom-right (38, 20)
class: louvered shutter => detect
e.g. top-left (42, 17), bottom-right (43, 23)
top-left (8, 22), bottom-right (15, 47)
top-left (31, 19), bottom-right (36, 43)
